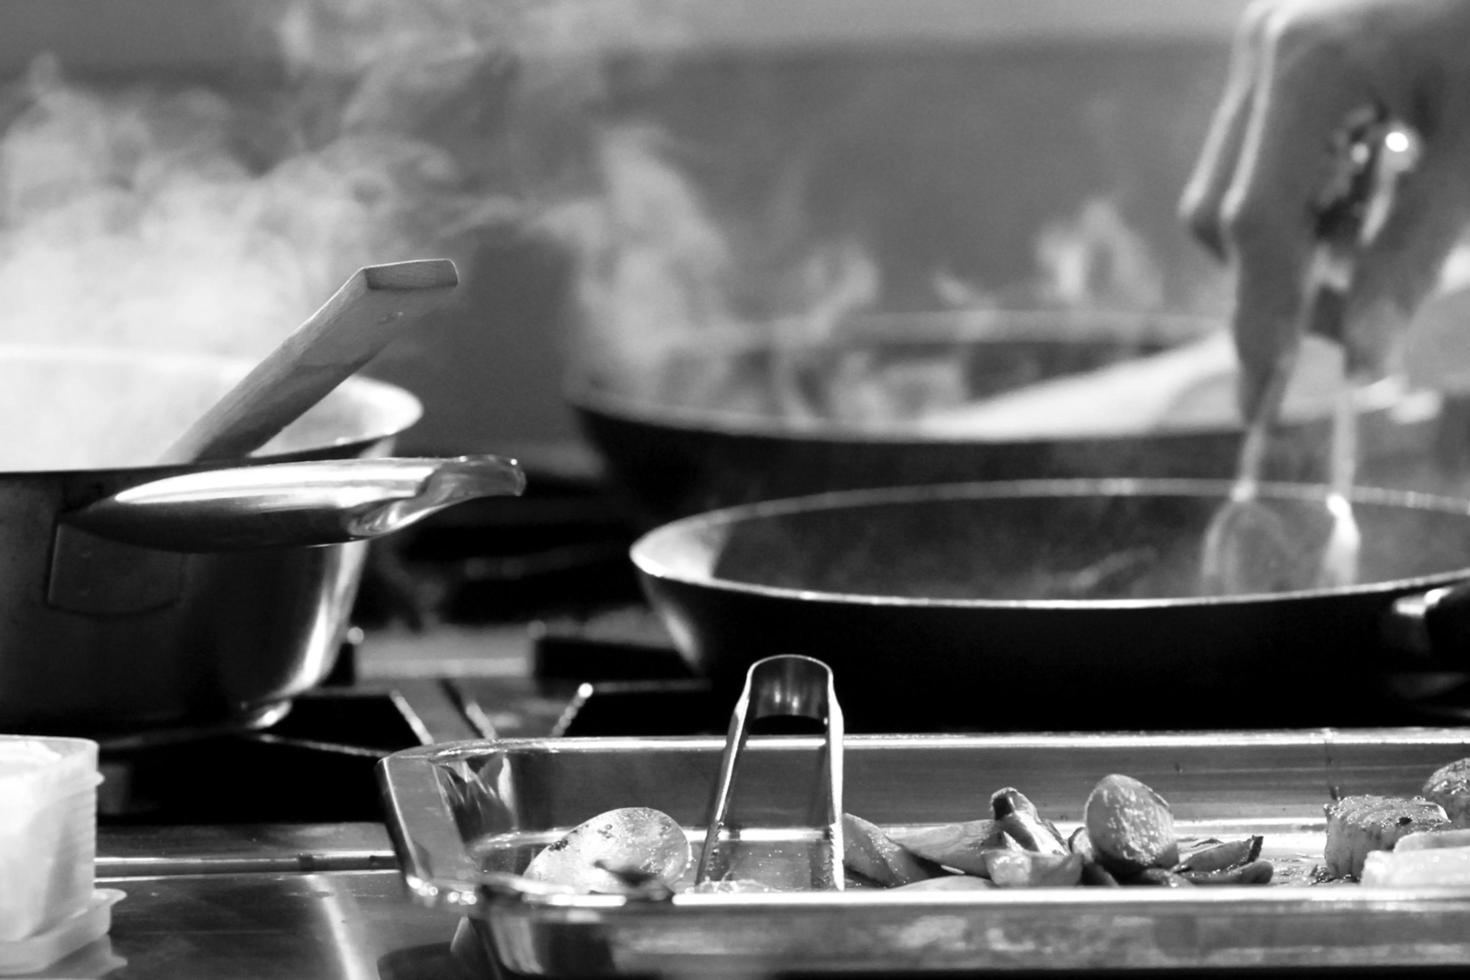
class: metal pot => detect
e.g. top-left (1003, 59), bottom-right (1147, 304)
top-left (0, 347), bottom-right (523, 742)
top-left (632, 478), bottom-right (1470, 732)
top-left (569, 312), bottom-right (1430, 525)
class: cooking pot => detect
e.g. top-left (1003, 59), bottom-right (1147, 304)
top-left (632, 478), bottom-right (1470, 731)
top-left (569, 312), bottom-right (1431, 524)
top-left (0, 346), bottom-right (523, 743)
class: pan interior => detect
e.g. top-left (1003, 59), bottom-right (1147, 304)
top-left (639, 485), bottom-right (1470, 601)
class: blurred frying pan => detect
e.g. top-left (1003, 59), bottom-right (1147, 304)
top-left (569, 311), bottom-right (1426, 524)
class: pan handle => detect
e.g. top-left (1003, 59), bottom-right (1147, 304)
top-left (61, 454), bottom-right (526, 552)
top-left (1384, 583), bottom-right (1470, 663)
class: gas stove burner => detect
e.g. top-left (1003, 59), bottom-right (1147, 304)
top-left (98, 688), bottom-right (433, 824)
top-left (551, 679), bottom-right (722, 737)
top-left (91, 701), bottom-right (294, 754)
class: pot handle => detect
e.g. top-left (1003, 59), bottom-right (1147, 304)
top-left (1383, 582), bottom-right (1470, 664)
top-left (61, 454), bottom-right (526, 552)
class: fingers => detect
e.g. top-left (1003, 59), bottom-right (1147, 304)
top-left (1179, 2), bottom-right (1273, 259)
top-left (1346, 146), bottom-right (1470, 371)
top-left (1186, 0), bottom-right (1470, 419)
top-left (1221, 12), bottom-right (1380, 415)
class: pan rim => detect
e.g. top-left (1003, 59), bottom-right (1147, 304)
top-left (566, 312), bottom-right (1407, 443)
top-left (630, 477), bottom-right (1470, 608)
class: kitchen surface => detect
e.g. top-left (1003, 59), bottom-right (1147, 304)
top-left (8, 0), bottom-right (1470, 976)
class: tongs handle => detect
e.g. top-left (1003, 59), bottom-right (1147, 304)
top-left (696, 655), bottom-right (846, 890)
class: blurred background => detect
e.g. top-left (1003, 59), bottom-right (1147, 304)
top-left (0, 0), bottom-right (1256, 459)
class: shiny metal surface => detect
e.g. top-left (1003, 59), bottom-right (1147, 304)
top-left (96, 822), bottom-right (398, 878)
top-left (0, 348), bottom-right (427, 736)
top-left (67, 454), bottom-right (526, 551)
top-left (698, 655), bottom-right (845, 889)
top-left (26, 870), bottom-right (464, 980)
top-left (382, 728), bottom-right (1470, 976)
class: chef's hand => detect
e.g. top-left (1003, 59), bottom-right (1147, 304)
top-left (1180, 0), bottom-right (1470, 418)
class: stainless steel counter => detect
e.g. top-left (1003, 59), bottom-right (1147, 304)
top-left (36, 870), bottom-right (465, 980)
top-left (17, 626), bottom-right (578, 979)
top-left (20, 823), bottom-right (458, 979)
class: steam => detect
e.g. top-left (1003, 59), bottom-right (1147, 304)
top-left (543, 115), bottom-right (1182, 418)
top-left (0, 58), bottom-right (451, 354)
top-left (0, 0), bottom-right (673, 358)
top-left (0, 0), bottom-right (1208, 429)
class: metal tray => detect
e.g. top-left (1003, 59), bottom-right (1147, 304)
top-left (378, 729), bottom-right (1470, 976)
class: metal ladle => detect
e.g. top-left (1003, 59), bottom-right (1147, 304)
top-left (1199, 109), bottom-right (1421, 595)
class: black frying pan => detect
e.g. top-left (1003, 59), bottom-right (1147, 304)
top-left (569, 313), bottom-right (1425, 525)
top-left (632, 479), bottom-right (1470, 731)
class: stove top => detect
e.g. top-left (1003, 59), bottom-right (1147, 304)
top-left (93, 448), bottom-right (1470, 827)
top-left (97, 686), bottom-right (434, 824)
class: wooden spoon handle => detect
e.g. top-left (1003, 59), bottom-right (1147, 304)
top-left (158, 258), bottom-right (459, 465)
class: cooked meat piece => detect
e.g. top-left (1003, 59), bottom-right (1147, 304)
top-left (1422, 758), bottom-right (1470, 827)
top-left (1323, 795), bottom-right (1449, 878)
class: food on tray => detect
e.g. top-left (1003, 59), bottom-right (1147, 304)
top-left (1361, 846), bottom-right (1470, 886)
top-left (887, 817), bottom-right (1003, 876)
top-left (983, 849), bottom-right (1085, 888)
top-left (1396, 828), bottom-right (1470, 852)
top-left (842, 813), bottom-right (946, 888)
top-left (1174, 836), bottom-right (1273, 885)
top-left (520, 777), bottom-right (1285, 895)
top-left (991, 787), bottom-right (1069, 856)
top-left (1083, 774), bottom-right (1179, 877)
top-left (1422, 758), bottom-right (1470, 827)
top-left (885, 779), bottom-right (1271, 890)
top-left (891, 874), bottom-right (994, 891)
top-left (1322, 795), bottom-right (1449, 879)
top-left (522, 806), bottom-right (691, 894)
top-left (1357, 824), bottom-right (1470, 886)
top-left (1319, 755), bottom-right (1470, 886)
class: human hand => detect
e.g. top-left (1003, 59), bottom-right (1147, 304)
top-left (1179, 0), bottom-right (1470, 418)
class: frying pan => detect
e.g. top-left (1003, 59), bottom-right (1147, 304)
top-left (570, 312), bottom-right (1429, 524)
top-left (632, 479), bottom-right (1470, 731)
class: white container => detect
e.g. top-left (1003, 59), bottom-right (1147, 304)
top-left (0, 736), bottom-right (101, 943)
top-left (0, 889), bottom-right (123, 976)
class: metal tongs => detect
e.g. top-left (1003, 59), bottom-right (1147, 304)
top-left (696, 655), bottom-right (845, 891)
top-left (1200, 107), bottom-right (1422, 594)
